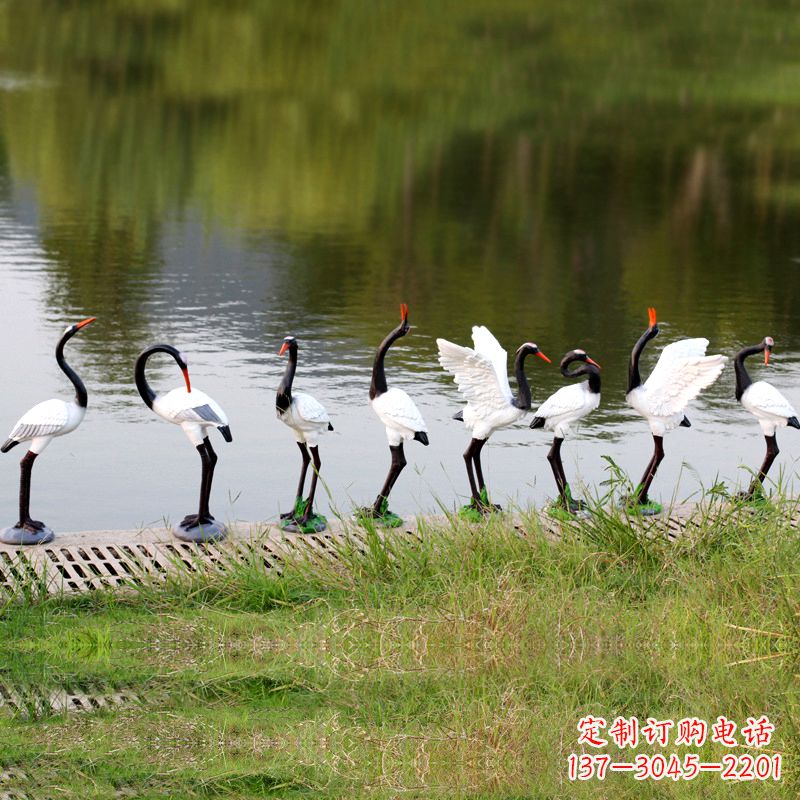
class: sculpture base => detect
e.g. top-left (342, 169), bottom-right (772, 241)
top-left (0, 525), bottom-right (55, 545)
top-left (547, 502), bottom-right (590, 522)
top-left (172, 520), bottom-right (228, 543)
top-left (280, 513), bottom-right (327, 534)
top-left (356, 507), bottom-right (403, 529)
top-left (624, 500), bottom-right (662, 517)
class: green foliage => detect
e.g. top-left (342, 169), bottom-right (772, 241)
top-left (0, 500), bottom-right (797, 797)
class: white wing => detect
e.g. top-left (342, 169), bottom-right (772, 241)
top-left (373, 387), bottom-right (427, 433)
top-left (470, 326), bottom-right (512, 399)
top-left (293, 391), bottom-right (330, 425)
top-left (744, 381), bottom-right (797, 419)
top-left (157, 388), bottom-right (229, 426)
top-left (534, 383), bottom-right (591, 420)
top-left (643, 338), bottom-right (727, 416)
top-left (7, 399), bottom-right (70, 441)
top-left (437, 336), bottom-right (512, 418)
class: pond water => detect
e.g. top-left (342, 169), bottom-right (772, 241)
top-left (2, 1), bottom-right (800, 531)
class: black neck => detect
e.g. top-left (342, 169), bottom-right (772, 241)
top-left (628, 326), bottom-right (659, 393)
top-left (734, 343), bottom-right (763, 401)
top-left (56, 327), bottom-right (88, 408)
top-left (561, 357), bottom-right (601, 394)
top-left (277, 344), bottom-right (297, 412)
top-left (135, 344), bottom-right (182, 409)
top-left (511, 349), bottom-right (533, 410)
top-left (370, 323), bottom-right (407, 400)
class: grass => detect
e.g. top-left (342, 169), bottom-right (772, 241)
top-left (0, 497), bottom-right (798, 798)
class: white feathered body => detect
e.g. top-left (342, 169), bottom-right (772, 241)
top-left (534, 382), bottom-right (600, 438)
top-left (371, 387), bottom-right (427, 446)
top-left (5, 398), bottom-right (86, 454)
top-left (152, 387), bottom-right (229, 446)
top-left (741, 381), bottom-right (797, 436)
top-left (437, 325), bottom-right (526, 441)
top-left (278, 391), bottom-right (331, 446)
top-left (626, 338), bottom-right (727, 436)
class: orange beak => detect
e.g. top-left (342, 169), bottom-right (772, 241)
top-left (648, 307), bottom-right (657, 328)
top-left (182, 367), bottom-right (192, 393)
top-left (279, 342), bottom-right (289, 356)
top-left (536, 351), bottom-right (552, 363)
top-left (400, 303), bottom-right (409, 322)
top-left (765, 349), bottom-right (771, 365)
top-left (76, 316), bottom-right (96, 329)
top-left (587, 357), bottom-right (601, 369)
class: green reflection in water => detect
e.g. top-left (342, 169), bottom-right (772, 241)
top-left (1, 0), bottom-right (800, 378)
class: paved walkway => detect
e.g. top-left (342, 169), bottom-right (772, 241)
top-left (0, 500), bottom-right (785, 598)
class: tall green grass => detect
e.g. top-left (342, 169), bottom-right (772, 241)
top-left (0, 498), bottom-right (797, 798)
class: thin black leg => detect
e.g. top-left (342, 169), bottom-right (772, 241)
top-left (745, 435), bottom-right (779, 498)
top-left (17, 451), bottom-right (43, 531)
top-left (202, 437), bottom-right (218, 519)
top-left (182, 443), bottom-right (212, 528)
top-left (372, 444), bottom-right (407, 513)
top-left (301, 446), bottom-right (322, 521)
top-left (635, 435), bottom-right (664, 505)
top-left (282, 442), bottom-right (311, 519)
top-left (547, 437), bottom-right (568, 502)
top-left (473, 438), bottom-right (488, 494)
top-left (463, 438), bottom-right (481, 500)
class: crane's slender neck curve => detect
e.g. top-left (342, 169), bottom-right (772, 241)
top-left (370, 323), bottom-right (407, 400)
top-left (135, 344), bottom-right (182, 409)
top-left (511, 349), bottom-right (533, 410)
top-left (55, 328), bottom-right (88, 408)
top-left (734, 343), bottom-right (764, 401)
top-left (628, 326), bottom-right (659, 393)
top-left (277, 344), bottom-right (298, 412)
top-left (561, 356), bottom-right (601, 394)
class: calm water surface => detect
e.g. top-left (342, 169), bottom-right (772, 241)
top-left (2, 1), bottom-right (800, 530)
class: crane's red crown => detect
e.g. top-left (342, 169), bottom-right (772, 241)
top-left (400, 303), bottom-right (409, 322)
top-left (648, 307), bottom-right (657, 327)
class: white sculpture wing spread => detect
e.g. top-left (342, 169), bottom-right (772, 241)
top-left (643, 338), bottom-right (727, 416)
top-left (471, 325), bottom-right (512, 399)
top-left (8, 399), bottom-right (70, 441)
top-left (373, 387), bottom-right (427, 433)
top-left (535, 383), bottom-right (590, 420)
top-left (293, 391), bottom-right (330, 424)
top-left (437, 336), bottom-right (512, 418)
top-left (745, 381), bottom-right (797, 419)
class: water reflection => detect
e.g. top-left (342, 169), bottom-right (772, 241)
top-left (1, 1), bottom-right (800, 528)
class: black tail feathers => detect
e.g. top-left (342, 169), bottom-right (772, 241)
top-left (788, 416), bottom-right (800, 429)
top-left (1, 439), bottom-right (18, 453)
top-left (219, 425), bottom-right (233, 443)
top-left (414, 431), bottom-right (429, 446)
top-left (453, 410), bottom-right (464, 422)
top-left (529, 417), bottom-right (545, 429)
top-left (328, 422), bottom-right (334, 431)
top-left (680, 416), bottom-right (691, 428)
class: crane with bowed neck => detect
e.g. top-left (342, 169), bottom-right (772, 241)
top-left (437, 325), bottom-right (550, 517)
top-left (361, 304), bottom-right (429, 528)
top-left (625, 307), bottom-right (726, 515)
top-left (1, 317), bottom-right (96, 544)
top-left (530, 349), bottom-right (601, 517)
top-left (734, 337), bottom-right (799, 500)
top-left (135, 344), bottom-right (232, 542)
top-left (276, 336), bottom-right (333, 532)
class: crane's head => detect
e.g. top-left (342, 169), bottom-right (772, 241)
top-left (517, 342), bottom-right (551, 363)
top-left (279, 335), bottom-right (297, 356)
top-left (565, 348), bottom-right (601, 369)
top-left (65, 316), bottom-right (96, 337)
top-left (175, 351), bottom-right (191, 393)
top-left (396, 303), bottom-right (411, 336)
top-left (764, 336), bottom-right (774, 365)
